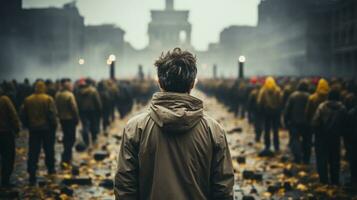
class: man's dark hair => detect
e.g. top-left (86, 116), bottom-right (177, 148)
top-left (154, 48), bottom-right (197, 93)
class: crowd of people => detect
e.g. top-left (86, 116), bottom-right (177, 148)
top-left (199, 76), bottom-right (357, 186)
top-left (0, 74), bottom-right (356, 191)
top-left (0, 78), bottom-right (156, 187)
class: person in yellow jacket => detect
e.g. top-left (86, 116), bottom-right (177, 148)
top-left (305, 79), bottom-right (330, 125)
top-left (21, 81), bottom-right (58, 186)
top-left (0, 87), bottom-right (20, 187)
top-left (257, 76), bottom-right (282, 153)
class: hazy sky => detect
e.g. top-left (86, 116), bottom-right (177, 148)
top-left (23, 0), bottom-right (260, 50)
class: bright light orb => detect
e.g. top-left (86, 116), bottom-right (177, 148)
top-left (109, 54), bottom-right (116, 62)
top-left (239, 56), bottom-right (246, 63)
top-left (78, 58), bottom-right (85, 65)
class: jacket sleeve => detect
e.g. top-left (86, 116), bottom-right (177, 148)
top-left (70, 93), bottom-right (80, 124)
top-left (305, 96), bottom-right (314, 125)
top-left (114, 124), bottom-right (140, 200)
top-left (312, 103), bottom-right (323, 131)
top-left (5, 97), bottom-right (21, 133)
top-left (210, 124), bottom-right (234, 200)
top-left (20, 102), bottom-right (29, 128)
top-left (93, 90), bottom-right (102, 113)
top-left (284, 96), bottom-right (292, 127)
top-left (48, 97), bottom-right (58, 129)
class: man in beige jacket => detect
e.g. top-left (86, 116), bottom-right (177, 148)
top-left (115, 48), bottom-right (234, 200)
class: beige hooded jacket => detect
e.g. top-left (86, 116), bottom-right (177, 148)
top-left (115, 92), bottom-right (234, 200)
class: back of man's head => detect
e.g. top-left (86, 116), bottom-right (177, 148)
top-left (154, 48), bottom-right (197, 93)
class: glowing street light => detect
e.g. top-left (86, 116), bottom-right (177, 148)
top-left (79, 58), bottom-right (85, 65)
top-left (108, 54), bottom-right (117, 80)
top-left (239, 56), bottom-right (246, 63)
top-left (238, 55), bottom-right (246, 79)
top-left (109, 54), bottom-right (116, 62)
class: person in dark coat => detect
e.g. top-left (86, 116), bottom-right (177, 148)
top-left (76, 79), bottom-right (102, 146)
top-left (115, 48), bottom-right (234, 200)
top-left (312, 89), bottom-right (347, 185)
top-left (247, 83), bottom-right (263, 142)
top-left (284, 80), bottom-right (310, 163)
top-left (0, 87), bottom-right (21, 187)
top-left (98, 80), bottom-right (112, 132)
top-left (21, 81), bottom-right (58, 185)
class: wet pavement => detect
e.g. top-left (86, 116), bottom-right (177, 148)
top-left (1, 90), bottom-right (356, 199)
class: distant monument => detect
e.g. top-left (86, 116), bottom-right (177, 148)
top-left (148, 0), bottom-right (192, 49)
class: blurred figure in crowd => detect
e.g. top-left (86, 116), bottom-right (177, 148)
top-left (17, 78), bottom-right (33, 109)
top-left (258, 76), bottom-right (282, 153)
top-left (284, 80), bottom-right (310, 163)
top-left (98, 80), bottom-right (112, 132)
top-left (305, 79), bottom-right (330, 131)
top-left (116, 81), bottom-right (133, 119)
top-left (115, 48), bottom-right (234, 199)
top-left (347, 100), bottom-right (357, 186)
top-left (55, 79), bottom-right (79, 167)
top-left (45, 79), bottom-right (57, 99)
top-left (21, 81), bottom-right (58, 185)
top-left (0, 87), bottom-right (21, 187)
top-left (313, 89), bottom-right (347, 185)
top-left (247, 79), bottom-right (263, 142)
top-left (76, 79), bottom-right (102, 147)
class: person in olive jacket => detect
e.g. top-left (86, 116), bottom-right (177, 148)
top-left (55, 79), bottom-right (79, 167)
top-left (21, 81), bottom-right (58, 186)
top-left (114, 48), bottom-right (234, 200)
top-left (0, 87), bottom-right (21, 187)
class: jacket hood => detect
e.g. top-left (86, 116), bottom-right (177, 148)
top-left (316, 79), bottom-right (329, 95)
top-left (149, 92), bottom-right (203, 132)
top-left (264, 76), bottom-right (278, 90)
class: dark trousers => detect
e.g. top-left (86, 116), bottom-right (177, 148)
top-left (237, 103), bottom-right (246, 118)
top-left (264, 114), bottom-right (280, 151)
top-left (0, 133), bottom-right (15, 184)
top-left (315, 135), bottom-right (341, 185)
top-left (102, 109), bottom-right (111, 131)
top-left (27, 130), bottom-right (55, 176)
top-left (345, 135), bottom-right (357, 184)
top-left (253, 112), bottom-right (263, 142)
top-left (80, 111), bottom-right (100, 146)
top-left (60, 120), bottom-right (76, 163)
top-left (290, 125), bottom-right (311, 164)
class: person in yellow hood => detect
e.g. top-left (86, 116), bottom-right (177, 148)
top-left (257, 76), bottom-right (282, 153)
top-left (305, 78), bottom-right (330, 125)
top-left (21, 80), bottom-right (58, 186)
